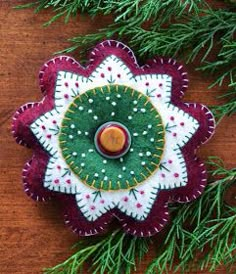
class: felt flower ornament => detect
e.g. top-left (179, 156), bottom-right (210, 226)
top-left (12, 40), bottom-right (215, 237)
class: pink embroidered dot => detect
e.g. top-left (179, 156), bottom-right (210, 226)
top-left (136, 203), bottom-right (142, 208)
top-left (85, 194), bottom-right (90, 199)
top-left (101, 73), bottom-right (105, 78)
top-left (174, 173), bottom-right (179, 178)
top-left (64, 82), bottom-right (69, 87)
top-left (52, 120), bottom-right (57, 124)
top-left (140, 190), bottom-right (145, 195)
top-left (168, 159), bottom-right (173, 164)
top-left (161, 173), bottom-right (165, 178)
top-left (57, 165), bottom-right (61, 170)
top-left (159, 83), bottom-right (163, 87)
top-left (46, 134), bottom-right (52, 139)
top-left (117, 74), bottom-right (121, 78)
top-left (173, 132), bottom-right (177, 137)
top-left (41, 125), bottom-right (46, 130)
top-left (123, 196), bottom-right (129, 202)
top-left (157, 94), bottom-right (161, 98)
top-left (54, 179), bottom-right (59, 184)
top-left (66, 179), bottom-right (71, 184)
top-left (100, 199), bottom-right (105, 204)
top-left (107, 67), bottom-right (112, 71)
top-left (75, 82), bottom-right (79, 88)
top-left (180, 122), bottom-right (185, 126)
top-left (64, 94), bottom-right (69, 99)
top-left (145, 82), bottom-right (149, 86)
top-left (90, 205), bottom-right (96, 210)
top-left (170, 116), bottom-right (175, 121)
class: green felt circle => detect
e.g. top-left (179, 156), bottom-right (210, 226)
top-left (59, 85), bottom-right (165, 191)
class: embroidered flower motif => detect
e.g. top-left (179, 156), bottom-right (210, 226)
top-left (12, 40), bottom-right (215, 237)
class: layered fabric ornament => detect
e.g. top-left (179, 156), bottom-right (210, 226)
top-left (12, 40), bottom-right (215, 237)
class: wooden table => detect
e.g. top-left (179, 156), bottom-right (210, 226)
top-left (0, 1), bottom-right (235, 273)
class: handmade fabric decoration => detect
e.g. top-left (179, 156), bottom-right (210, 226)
top-left (12, 40), bottom-right (215, 237)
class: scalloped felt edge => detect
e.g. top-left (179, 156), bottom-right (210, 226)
top-left (12, 40), bottom-right (215, 237)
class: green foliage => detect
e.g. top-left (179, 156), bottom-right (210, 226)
top-left (147, 157), bottom-right (236, 273)
top-left (17, 1), bottom-right (236, 273)
top-left (44, 230), bottom-right (150, 274)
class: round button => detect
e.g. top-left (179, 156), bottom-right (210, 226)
top-left (100, 126), bottom-right (126, 153)
top-left (94, 122), bottom-right (131, 159)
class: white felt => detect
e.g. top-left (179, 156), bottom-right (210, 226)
top-left (44, 154), bottom-right (81, 194)
top-left (30, 55), bottom-right (198, 222)
top-left (30, 109), bottom-right (61, 156)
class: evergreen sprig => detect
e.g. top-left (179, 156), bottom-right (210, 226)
top-left (44, 230), bottom-right (150, 274)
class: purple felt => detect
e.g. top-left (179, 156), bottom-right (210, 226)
top-left (12, 40), bottom-right (215, 237)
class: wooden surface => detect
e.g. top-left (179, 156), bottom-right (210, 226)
top-left (0, 1), bottom-right (235, 273)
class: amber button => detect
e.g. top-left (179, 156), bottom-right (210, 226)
top-left (100, 126), bottom-right (126, 153)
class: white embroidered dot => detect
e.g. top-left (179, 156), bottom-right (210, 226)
top-left (133, 133), bottom-right (139, 137)
top-left (133, 108), bottom-right (138, 112)
top-left (150, 138), bottom-right (155, 142)
top-left (88, 99), bottom-right (93, 103)
top-left (88, 149), bottom-right (94, 153)
top-left (85, 132), bottom-right (89, 135)
top-left (94, 173), bottom-right (99, 177)
top-left (72, 152), bottom-right (77, 156)
top-left (143, 131), bottom-right (147, 135)
top-left (139, 153), bottom-right (143, 157)
top-left (141, 161), bottom-right (146, 166)
top-left (128, 116), bottom-right (132, 120)
top-left (88, 109), bottom-right (93, 113)
top-left (106, 97), bottom-right (110, 100)
top-left (103, 160), bottom-right (107, 164)
top-left (93, 115), bottom-right (98, 120)
top-left (81, 153), bottom-right (86, 157)
top-left (120, 158), bottom-right (124, 162)
top-left (130, 148), bottom-right (134, 152)
top-left (117, 94), bottom-right (121, 98)
top-left (101, 169), bottom-right (106, 173)
top-left (111, 112), bottom-right (115, 116)
top-left (111, 101), bottom-right (117, 106)
top-left (77, 130), bottom-right (82, 135)
top-left (146, 151), bottom-right (152, 156)
top-left (104, 176), bottom-right (108, 181)
top-left (81, 163), bottom-right (85, 167)
top-left (70, 124), bottom-right (75, 129)
top-left (118, 174), bottom-right (122, 178)
top-left (130, 171), bottom-right (135, 175)
top-left (133, 100), bottom-right (138, 105)
top-left (148, 124), bottom-right (152, 129)
top-left (141, 108), bottom-right (146, 113)
top-left (78, 106), bottom-right (84, 111)
top-left (69, 135), bottom-right (73, 139)
top-left (122, 166), bottom-right (126, 171)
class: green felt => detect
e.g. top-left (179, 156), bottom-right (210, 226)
top-left (59, 85), bottom-right (165, 191)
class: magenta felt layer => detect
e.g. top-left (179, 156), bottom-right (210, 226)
top-left (12, 40), bottom-right (215, 237)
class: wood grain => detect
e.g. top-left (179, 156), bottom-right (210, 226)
top-left (0, 1), bottom-right (235, 273)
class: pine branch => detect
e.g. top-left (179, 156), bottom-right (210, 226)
top-left (44, 230), bottom-right (151, 274)
top-left (16, 0), bottom-right (205, 26)
top-left (146, 157), bottom-right (236, 273)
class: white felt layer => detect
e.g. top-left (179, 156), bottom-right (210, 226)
top-left (30, 54), bottom-right (198, 222)
top-left (30, 109), bottom-right (61, 156)
top-left (132, 74), bottom-right (172, 104)
top-left (44, 153), bottom-right (81, 194)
